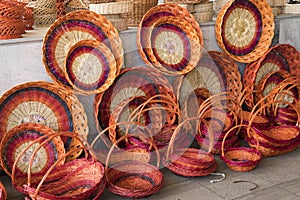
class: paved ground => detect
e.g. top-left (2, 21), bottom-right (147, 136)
top-left (2, 146), bottom-right (300, 200)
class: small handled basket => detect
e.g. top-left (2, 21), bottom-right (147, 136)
top-left (104, 133), bottom-right (164, 198)
top-left (11, 131), bottom-right (106, 200)
top-left (220, 125), bottom-right (262, 172)
top-left (163, 117), bottom-right (217, 177)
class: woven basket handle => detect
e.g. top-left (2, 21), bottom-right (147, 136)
top-left (33, 146), bottom-right (87, 199)
top-left (165, 117), bottom-right (210, 161)
top-left (221, 124), bottom-right (260, 157)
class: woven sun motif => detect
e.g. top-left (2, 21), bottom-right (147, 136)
top-left (94, 66), bottom-right (176, 134)
top-left (215, 0), bottom-right (274, 63)
top-left (0, 123), bottom-right (65, 177)
top-left (0, 81), bottom-right (88, 159)
top-left (42, 10), bottom-right (123, 88)
top-left (137, 3), bottom-right (203, 76)
top-left (65, 39), bottom-right (117, 94)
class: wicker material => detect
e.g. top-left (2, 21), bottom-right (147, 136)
top-left (24, 6), bottom-right (34, 30)
top-left (11, 135), bottom-right (106, 200)
top-left (0, 181), bottom-right (7, 200)
top-left (215, 0), bottom-right (275, 63)
top-left (143, 16), bottom-right (202, 76)
top-left (0, 19), bottom-right (24, 39)
top-left (137, 3), bottom-right (203, 75)
top-left (163, 117), bottom-right (217, 176)
top-left (0, 81), bottom-right (89, 160)
top-left (64, 39), bottom-right (118, 95)
top-left (105, 134), bottom-right (163, 198)
top-left (109, 17), bottom-right (129, 31)
top-left (89, 1), bottom-right (133, 14)
top-left (33, 14), bottom-right (56, 27)
top-left (42, 10), bottom-right (123, 88)
top-left (164, 0), bottom-right (204, 3)
top-left (242, 44), bottom-right (300, 109)
top-left (118, 0), bottom-right (158, 27)
top-left (193, 12), bottom-right (213, 23)
top-left (94, 66), bottom-right (176, 135)
top-left (220, 125), bottom-right (262, 172)
top-left (0, 123), bottom-right (65, 178)
top-left (65, 0), bottom-right (89, 13)
top-left (0, 1), bottom-right (25, 19)
top-left (194, 2), bottom-right (213, 12)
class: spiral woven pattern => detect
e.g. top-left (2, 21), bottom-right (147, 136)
top-left (42, 10), bottom-right (123, 88)
top-left (0, 123), bottom-right (65, 177)
top-left (137, 3), bottom-right (203, 75)
top-left (65, 39), bottom-right (117, 94)
top-left (0, 81), bottom-right (88, 158)
top-left (215, 0), bottom-right (274, 63)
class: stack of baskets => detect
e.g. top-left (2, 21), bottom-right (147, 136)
top-left (28, 0), bottom-right (56, 26)
top-left (192, 1), bottom-right (214, 23)
top-left (0, 1), bottom-right (26, 39)
top-left (89, 1), bottom-right (133, 31)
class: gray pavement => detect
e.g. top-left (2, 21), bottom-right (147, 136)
top-left (2, 146), bottom-right (300, 200)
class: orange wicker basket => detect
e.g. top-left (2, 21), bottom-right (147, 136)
top-left (215, 0), bottom-right (274, 63)
top-left (42, 10), bottom-right (123, 89)
top-left (137, 3), bottom-right (203, 76)
top-left (242, 44), bottom-right (300, 109)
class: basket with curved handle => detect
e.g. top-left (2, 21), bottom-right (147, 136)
top-left (91, 121), bottom-right (156, 165)
top-left (105, 133), bottom-right (163, 198)
top-left (163, 117), bottom-right (218, 177)
top-left (247, 92), bottom-right (300, 157)
top-left (220, 124), bottom-right (262, 172)
top-left (12, 132), bottom-right (106, 200)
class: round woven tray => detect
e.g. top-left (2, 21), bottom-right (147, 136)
top-left (64, 39), bottom-right (117, 95)
top-left (0, 81), bottom-right (88, 159)
top-left (94, 66), bottom-right (176, 134)
top-left (215, 0), bottom-right (274, 63)
top-left (137, 3), bottom-right (203, 76)
top-left (143, 15), bottom-right (202, 76)
top-left (242, 44), bottom-right (300, 109)
top-left (42, 10), bottom-right (123, 88)
top-left (0, 123), bottom-right (65, 177)
top-left (89, 1), bottom-right (133, 14)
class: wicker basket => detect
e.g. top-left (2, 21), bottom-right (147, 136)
top-left (0, 81), bottom-right (89, 160)
top-left (194, 2), bottom-right (213, 12)
top-left (220, 125), bottom-right (262, 172)
top-left (0, 123), bottom-right (65, 180)
top-left (163, 117), bottom-right (217, 177)
top-left (242, 44), bottom-right (300, 109)
top-left (118, 0), bottom-right (158, 27)
top-left (42, 10), bottom-right (123, 88)
top-left (89, 1), bottom-right (133, 14)
top-left (65, 0), bottom-right (89, 13)
top-left (193, 12), bottom-right (213, 23)
top-left (105, 134), bottom-right (163, 198)
top-left (215, 0), bottom-right (275, 63)
top-left (11, 132), bottom-right (105, 199)
top-left (164, 0), bottom-right (204, 3)
top-left (64, 39), bottom-right (118, 95)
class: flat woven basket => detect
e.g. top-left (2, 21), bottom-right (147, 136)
top-left (0, 81), bottom-right (89, 160)
top-left (137, 3), bottom-right (203, 76)
top-left (143, 15), bottom-right (202, 76)
top-left (215, 0), bottom-right (275, 63)
top-left (64, 39), bottom-right (118, 95)
top-left (0, 123), bottom-right (65, 179)
top-left (42, 10), bottom-right (123, 89)
top-left (242, 44), bottom-right (300, 109)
